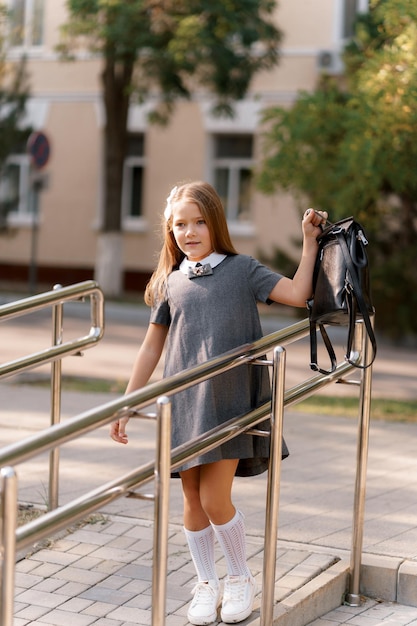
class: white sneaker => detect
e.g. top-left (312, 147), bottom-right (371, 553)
top-left (187, 580), bottom-right (220, 625)
top-left (221, 574), bottom-right (256, 623)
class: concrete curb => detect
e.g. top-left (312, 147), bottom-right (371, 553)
top-left (245, 550), bottom-right (417, 625)
top-left (361, 553), bottom-right (417, 607)
top-left (398, 560), bottom-right (417, 606)
top-left (272, 559), bottom-right (350, 626)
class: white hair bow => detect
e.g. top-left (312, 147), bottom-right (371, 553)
top-left (164, 186), bottom-right (178, 221)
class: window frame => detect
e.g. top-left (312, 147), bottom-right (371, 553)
top-left (121, 134), bottom-right (147, 232)
top-left (210, 133), bottom-right (255, 236)
top-left (7, 0), bottom-right (45, 52)
top-left (0, 154), bottom-right (36, 226)
top-left (337, 0), bottom-right (369, 44)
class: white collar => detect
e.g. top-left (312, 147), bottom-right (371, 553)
top-left (179, 252), bottom-right (227, 275)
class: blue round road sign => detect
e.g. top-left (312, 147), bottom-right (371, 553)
top-left (27, 132), bottom-right (51, 169)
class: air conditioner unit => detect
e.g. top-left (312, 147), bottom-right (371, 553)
top-left (317, 50), bottom-right (344, 75)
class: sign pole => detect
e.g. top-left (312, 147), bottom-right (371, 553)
top-left (26, 131), bottom-right (51, 294)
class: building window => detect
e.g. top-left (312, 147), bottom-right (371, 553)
top-left (0, 155), bottom-right (31, 223)
top-left (341, 0), bottom-right (368, 39)
top-left (122, 133), bottom-right (145, 226)
top-left (9, 0), bottom-right (44, 48)
top-left (212, 134), bottom-right (254, 223)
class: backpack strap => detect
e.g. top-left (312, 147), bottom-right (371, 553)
top-left (335, 230), bottom-right (377, 368)
top-left (309, 316), bottom-right (338, 375)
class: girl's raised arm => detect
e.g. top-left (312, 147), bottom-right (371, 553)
top-left (110, 322), bottom-right (168, 444)
top-left (268, 209), bottom-right (327, 308)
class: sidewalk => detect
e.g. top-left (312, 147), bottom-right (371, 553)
top-left (1, 297), bottom-right (417, 625)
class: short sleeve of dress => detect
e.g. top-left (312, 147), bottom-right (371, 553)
top-left (150, 298), bottom-right (171, 327)
top-left (246, 256), bottom-right (283, 304)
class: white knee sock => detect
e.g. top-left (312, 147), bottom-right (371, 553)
top-left (184, 525), bottom-right (219, 584)
top-left (211, 510), bottom-right (251, 578)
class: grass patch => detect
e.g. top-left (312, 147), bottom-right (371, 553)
top-left (294, 396), bottom-right (417, 422)
top-left (14, 375), bottom-right (127, 395)
top-left (12, 376), bottom-right (417, 423)
top-left (17, 504), bottom-right (44, 527)
top-left (18, 505), bottom-right (107, 534)
top-left (59, 377), bottom-right (126, 394)
top-left (17, 508), bottom-right (108, 557)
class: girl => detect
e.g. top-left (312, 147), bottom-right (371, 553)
top-left (110, 181), bottom-right (326, 625)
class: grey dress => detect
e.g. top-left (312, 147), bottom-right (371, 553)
top-left (150, 254), bottom-right (289, 477)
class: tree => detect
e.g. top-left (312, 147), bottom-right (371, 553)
top-left (0, 4), bottom-right (31, 229)
top-left (257, 0), bottom-right (417, 339)
top-left (59, 0), bottom-right (283, 296)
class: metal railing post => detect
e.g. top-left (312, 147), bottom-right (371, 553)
top-left (49, 284), bottom-right (64, 511)
top-left (0, 467), bottom-right (18, 626)
top-left (152, 396), bottom-right (172, 626)
top-left (261, 346), bottom-right (286, 626)
top-left (345, 318), bottom-right (374, 606)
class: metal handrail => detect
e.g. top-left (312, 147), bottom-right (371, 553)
top-left (0, 280), bottom-right (105, 512)
top-left (0, 310), bottom-right (373, 625)
top-left (0, 280), bottom-right (105, 378)
top-left (0, 317), bottom-right (338, 470)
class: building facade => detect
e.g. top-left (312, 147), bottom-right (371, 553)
top-left (1, 0), bottom-right (368, 294)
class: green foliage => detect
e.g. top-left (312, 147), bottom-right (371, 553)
top-left (61, 0), bottom-right (282, 121)
top-left (258, 81), bottom-right (353, 213)
top-left (257, 0), bottom-right (417, 339)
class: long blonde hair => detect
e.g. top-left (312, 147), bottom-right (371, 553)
top-left (145, 181), bottom-right (238, 306)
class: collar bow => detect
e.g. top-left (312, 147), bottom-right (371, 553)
top-left (187, 263), bottom-right (213, 279)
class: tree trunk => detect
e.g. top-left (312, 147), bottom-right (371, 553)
top-left (95, 231), bottom-right (124, 297)
top-left (399, 193), bottom-right (415, 248)
top-left (94, 53), bottom-right (134, 296)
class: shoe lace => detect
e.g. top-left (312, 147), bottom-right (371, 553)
top-left (191, 582), bottom-right (218, 606)
top-left (223, 576), bottom-right (248, 604)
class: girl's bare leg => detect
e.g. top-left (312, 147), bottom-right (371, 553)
top-left (180, 459), bottom-right (239, 529)
top-left (181, 460), bottom-right (255, 624)
top-left (180, 461), bottom-right (239, 624)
